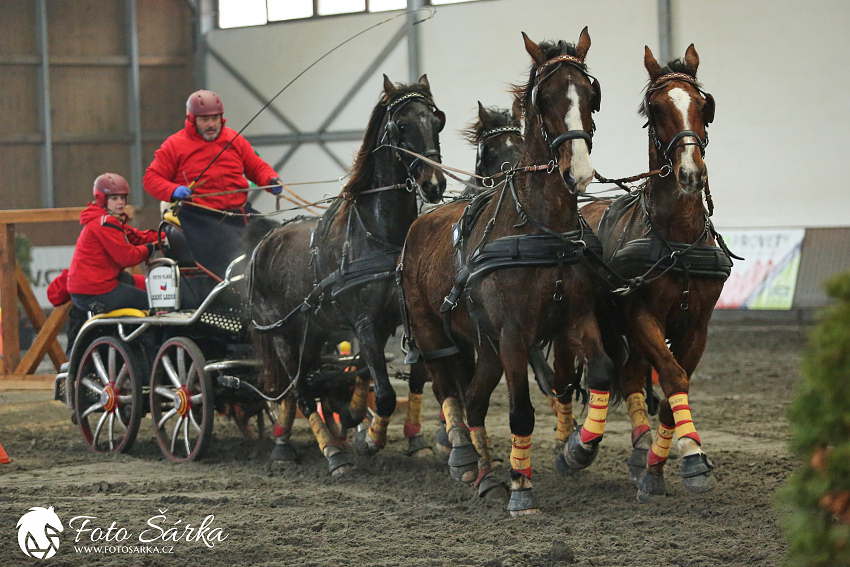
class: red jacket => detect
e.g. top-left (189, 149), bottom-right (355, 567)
top-left (143, 118), bottom-right (279, 210)
top-left (67, 203), bottom-right (159, 295)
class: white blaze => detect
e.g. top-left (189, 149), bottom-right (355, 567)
top-left (564, 84), bottom-right (593, 190)
top-left (668, 87), bottom-right (699, 174)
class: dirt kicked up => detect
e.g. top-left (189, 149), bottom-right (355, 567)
top-left (0, 323), bottom-right (805, 566)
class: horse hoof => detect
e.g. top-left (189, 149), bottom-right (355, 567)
top-left (448, 443), bottom-right (479, 467)
top-left (328, 451), bottom-right (354, 476)
top-left (680, 454), bottom-right (716, 493)
top-left (352, 427), bottom-right (382, 457)
top-left (449, 462), bottom-right (478, 484)
top-left (636, 471), bottom-right (666, 502)
top-left (434, 426), bottom-right (452, 457)
top-left (406, 434), bottom-right (433, 457)
top-left (555, 452), bottom-right (577, 476)
top-left (477, 475), bottom-right (508, 499)
top-left (562, 430), bottom-right (599, 472)
top-left (270, 440), bottom-right (299, 462)
top-left (507, 488), bottom-right (540, 516)
top-left (627, 448), bottom-right (648, 482)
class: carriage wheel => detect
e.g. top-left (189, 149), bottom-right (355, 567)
top-left (149, 337), bottom-right (214, 462)
top-left (74, 336), bottom-right (145, 454)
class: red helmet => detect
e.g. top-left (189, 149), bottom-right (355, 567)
top-left (93, 173), bottom-right (130, 209)
top-left (186, 89), bottom-right (224, 123)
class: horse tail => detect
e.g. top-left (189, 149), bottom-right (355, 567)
top-left (252, 328), bottom-right (289, 395)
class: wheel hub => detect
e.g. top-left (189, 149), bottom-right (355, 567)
top-left (176, 387), bottom-right (192, 417)
top-left (100, 383), bottom-right (118, 412)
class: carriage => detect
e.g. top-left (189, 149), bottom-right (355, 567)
top-left (53, 211), bottom-right (364, 462)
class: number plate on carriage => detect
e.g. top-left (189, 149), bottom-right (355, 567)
top-left (147, 264), bottom-right (180, 311)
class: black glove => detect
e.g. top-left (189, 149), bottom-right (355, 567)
top-left (145, 243), bottom-right (156, 257)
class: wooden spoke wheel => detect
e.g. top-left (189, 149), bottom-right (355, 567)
top-left (74, 336), bottom-right (145, 453)
top-left (149, 337), bottom-right (214, 462)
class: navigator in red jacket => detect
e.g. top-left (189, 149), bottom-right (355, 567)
top-left (68, 173), bottom-right (159, 314)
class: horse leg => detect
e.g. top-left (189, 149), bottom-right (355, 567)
top-left (295, 389), bottom-right (354, 476)
top-left (620, 354), bottom-right (654, 481)
top-left (271, 396), bottom-right (299, 462)
top-left (550, 335), bottom-right (578, 474)
top-left (669, 327), bottom-right (716, 494)
top-left (352, 319), bottom-right (396, 456)
top-left (404, 361), bottom-right (433, 457)
top-left (433, 352), bottom-right (475, 457)
top-left (497, 332), bottom-right (540, 516)
top-left (560, 317), bottom-right (616, 474)
top-left (465, 347), bottom-right (508, 498)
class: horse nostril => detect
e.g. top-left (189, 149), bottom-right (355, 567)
top-left (563, 168), bottom-right (575, 187)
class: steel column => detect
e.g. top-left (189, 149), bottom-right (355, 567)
top-left (35, 0), bottom-right (54, 208)
top-left (125, 0), bottom-right (144, 206)
top-left (406, 0), bottom-right (423, 83)
top-left (657, 0), bottom-right (673, 64)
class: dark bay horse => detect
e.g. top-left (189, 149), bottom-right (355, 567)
top-left (401, 29), bottom-right (614, 515)
top-left (457, 102), bottom-right (523, 198)
top-left (250, 75), bottom-right (446, 475)
top-left (582, 45), bottom-right (733, 501)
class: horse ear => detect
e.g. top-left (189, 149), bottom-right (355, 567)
top-left (418, 74), bottom-right (431, 91)
top-left (478, 101), bottom-right (488, 123)
top-left (383, 74), bottom-right (397, 97)
top-left (575, 26), bottom-right (591, 61)
top-left (703, 92), bottom-right (715, 125)
top-left (644, 45), bottom-right (663, 78)
top-left (522, 32), bottom-right (545, 66)
top-left (684, 43), bottom-right (700, 75)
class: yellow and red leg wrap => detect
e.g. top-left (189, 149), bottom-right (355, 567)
top-left (273, 397), bottom-right (297, 438)
top-left (626, 392), bottom-right (652, 446)
top-left (308, 412), bottom-right (334, 453)
top-left (580, 390), bottom-right (610, 444)
top-left (441, 398), bottom-right (465, 433)
top-left (349, 376), bottom-right (370, 416)
top-left (669, 392), bottom-right (701, 445)
top-left (404, 392), bottom-right (423, 439)
top-left (647, 423), bottom-right (675, 466)
top-left (470, 427), bottom-right (493, 484)
top-left (510, 434), bottom-right (532, 480)
top-left (368, 414), bottom-right (390, 447)
top-left (550, 397), bottom-right (574, 445)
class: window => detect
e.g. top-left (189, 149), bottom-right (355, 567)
top-left (219, 0), bottom-right (485, 28)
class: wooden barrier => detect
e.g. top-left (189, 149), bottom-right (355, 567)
top-left (0, 207), bottom-right (132, 390)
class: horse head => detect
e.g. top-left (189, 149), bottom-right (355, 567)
top-left (520, 28), bottom-right (601, 193)
top-left (380, 74), bottom-right (447, 203)
top-left (468, 102), bottom-right (522, 181)
top-left (642, 44), bottom-right (714, 194)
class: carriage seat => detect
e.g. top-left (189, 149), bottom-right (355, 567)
top-left (160, 216), bottom-right (197, 268)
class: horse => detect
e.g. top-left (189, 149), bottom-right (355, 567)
top-left (249, 75), bottom-right (447, 475)
top-left (457, 102), bottom-right (523, 198)
top-left (400, 29), bottom-right (614, 515)
top-left (581, 44), bottom-right (733, 502)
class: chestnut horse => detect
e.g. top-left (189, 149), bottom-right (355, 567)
top-left (401, 29), bottom-right (614, 515)
top-left (582, 45), bottom-right (734, 501)
top-left (250, 75), bottom-right (446, 475)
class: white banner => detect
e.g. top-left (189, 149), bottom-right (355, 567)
top-left (29, 246), bottom-right (75, 308)
top-left (716, 229), bottom-right (805, 310)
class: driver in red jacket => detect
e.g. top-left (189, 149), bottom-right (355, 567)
top-left (68, 173), bottom-right (159, 314)
top-left (143, 89), bottom-right (283, 278)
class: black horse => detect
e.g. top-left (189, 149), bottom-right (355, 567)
top-left (458, 102), bottom-right (523, 198)
top-left (249, 75), bottom-right (447, 474)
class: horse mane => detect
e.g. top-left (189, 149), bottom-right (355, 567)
top-left (638, 59), bottom-right (702, 117)
top-left (510, 40), bottom-right (586, 123)
top-left (460, 106), bottom-right (518, 145)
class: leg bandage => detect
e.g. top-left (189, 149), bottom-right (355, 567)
top-left (626, 392), bottom-right (651, 446)
top-left (669, 392), bottom-right (701, 445)
top-left (470, 427), bottom-right (493, 481)
top-left (404, 392), bottom-right (423, 439)
top-left (441, 398), bottom-right (465, 433)
top-left (580, 390), bottom-right (610, 444)
top-left (308, 412), bottom-right (334, 454)
top-left (349, 376), bottom-right (370, 416)
top-left (510, 434), bottom-right (532, 479)
top-left (648, 423), bottom-right (675, 466)
top-left (550, 397), bottom-right (574, 445)
top-left (273, 397), bottom-right (297, 438)
top-left (368, 414), bottom-right (391, 447)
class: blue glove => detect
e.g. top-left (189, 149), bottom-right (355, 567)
top-left (171, 185), bottom-right (192, 201)
top-left (269, 178), bottom-right (283, 195)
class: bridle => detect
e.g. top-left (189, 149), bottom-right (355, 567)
top-left (643, 72), bottom-right (713, 165)
top-left (530, 52), bottom-right (599, 158)
top-left (378, 91), bottom-right (445, 176)
top-left (476, 125), bottom-right (522, 177)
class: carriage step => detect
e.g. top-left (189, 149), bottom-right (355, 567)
top-left (205, 360), bottom-right (261, 374)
